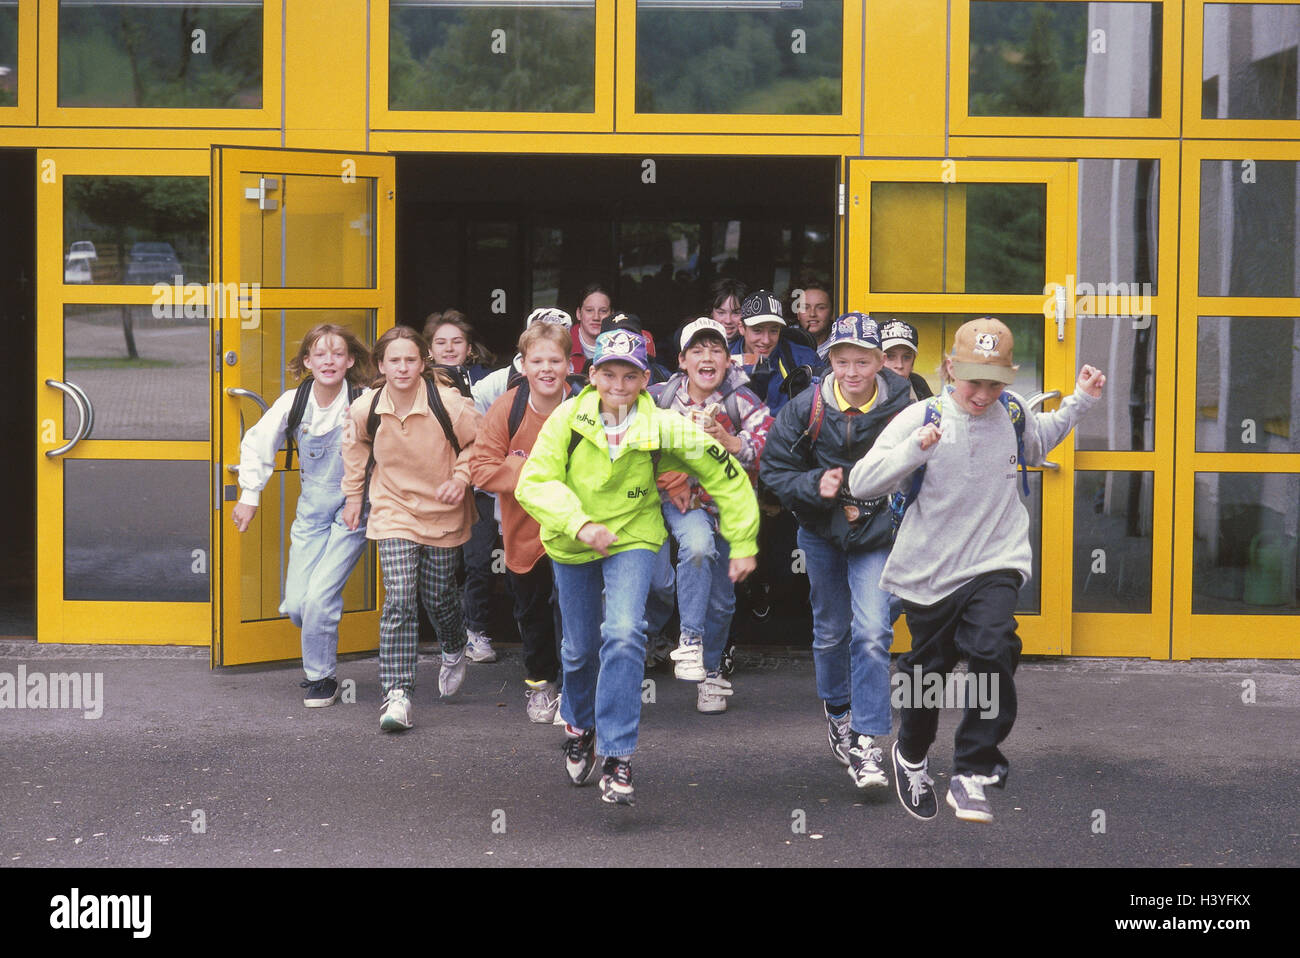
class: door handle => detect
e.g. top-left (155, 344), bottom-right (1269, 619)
top-left (44, 379), bottom-right (90, 457)
top-left (1025, 389), bottom-right (1061, 411)
top-left (226, 386), bottom-right (269, 413)
top-left (63, 379), bottom-right (95, 439)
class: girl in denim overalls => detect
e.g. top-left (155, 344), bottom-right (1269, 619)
top-left (233, 324), bottom-right (374, 708)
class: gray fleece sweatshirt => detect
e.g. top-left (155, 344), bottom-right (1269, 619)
top-left (848, 385), bottom-right (1099, 605)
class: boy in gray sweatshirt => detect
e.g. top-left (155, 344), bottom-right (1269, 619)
top-left (849, 317), bottom-right (1106, 823)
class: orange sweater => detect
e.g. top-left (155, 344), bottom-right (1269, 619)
top-left (341, 381), bottom-right (480, 547)
top-left (467, 386), bottom-right (553, 574)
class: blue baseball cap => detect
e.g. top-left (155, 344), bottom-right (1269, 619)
top-left (592, 328), bottom-right (650, 371)
top-left (818, 312), bottom-right (882, 358)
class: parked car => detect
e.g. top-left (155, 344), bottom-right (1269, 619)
top-left (64, 256), bottom-right (92, 284)
top-left (125, 242), bottom-right (183, 285)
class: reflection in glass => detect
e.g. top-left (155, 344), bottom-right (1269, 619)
top-left (875, 314), bottom-right (1045, 402)
top-left (389, 1), bottom-right (595, 112)
top-left (1199, 160), bottom-right (1300, 297)
top-left (0, 2), bottom-right (17, 107)
top-left (1077, 158), bottom-right (1158, 293)
top-left (618, 221), bottom-right (700, 329)
top-left (1075, 316), bottom-right (1154, 451)
top-left (969, 2), bottom-right (1161, 118)
top-left (1202, 4), bottom-right (1300, 120)
top-left (63, 305), bottom-right (209, 441)
top-left (64, 460), bottom-right (209, 602)
top-left (64, 176), bottom-right (209, 286)
top-left (58, 1), bottom-right (262, 108)
top-left (1074, 471), bottom-right (1153, 612)
top-left (871, 183), bottom-right (1047, 294)
top-left (1195, 317), bottom-right (1300, 453)
top-left (241, 174), bottom-right (375, 289)
top-left (635, 1), bottom-right (842, 115)
top-left (1193, 473), bottom-right (1300, 614)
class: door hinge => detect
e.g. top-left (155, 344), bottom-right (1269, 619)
top-left (244, 176), bottom-right (279, 211)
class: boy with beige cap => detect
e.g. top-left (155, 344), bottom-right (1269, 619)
top-left (849, 318), bottom-right (1105, 823)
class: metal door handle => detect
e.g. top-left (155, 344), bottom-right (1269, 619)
top-left (45, 379), bottom-right (90, 457)
top-left (1025, 389), bottom-right (1061, 411)
top-left (1040, 460), bottom-right (1060, 471)
top-left (63, 379), bottom-right (95, 439)
top-left (226, 386), bottom-right (269, 413)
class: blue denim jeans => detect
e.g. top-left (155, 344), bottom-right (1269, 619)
top-left (663, 505), bottom-right (734, 672)
top-left (797, 526), bottom-right (894, 737)
top-left (644, 540), bottom-right (676, 639)
top-left (553, 547), bottom-right (658, 759)
top-left (281, 421), bottom-right (368, 682)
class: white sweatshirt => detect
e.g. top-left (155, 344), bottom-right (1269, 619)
top-left (236, 384), bottom-right (354, 506)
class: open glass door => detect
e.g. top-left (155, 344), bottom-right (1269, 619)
top-left (844, 158), bottom-right (1078, 654)
top-left (212, 147), bottom-right (395, 667)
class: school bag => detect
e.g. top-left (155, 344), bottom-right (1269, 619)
top-left (504, 370), bottom-right (588, 440)
top-left (886, 391), bottom-right (1030, 532)
top-left (652, 375), bottom-right (745, 432)
top-left (282, 376), bottom-right (365, 470)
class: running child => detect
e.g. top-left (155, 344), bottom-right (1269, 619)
top-left (849, 317), bottom-right (1105, 822)
top-left (515, 328), bottom-right (760, 806)
top-left (341, 326), bottom-right (483, 732)
top-left (233, 323), bottom-right (373, 708)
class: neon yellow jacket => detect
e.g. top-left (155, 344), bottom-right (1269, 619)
top-left (516, 386), bottom-right (760, 565)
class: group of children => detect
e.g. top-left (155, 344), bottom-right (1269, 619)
top-left (235, 285), bottom-right (1106, 819)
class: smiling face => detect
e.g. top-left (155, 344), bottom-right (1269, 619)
top-left (577, 291), bottom-right (612, 340)
top-left (377, 336), bottom-right (425, 394)
top-left (679, 336), bottom-right (730, 398)
top-left (742, 321), bottom-right (783, 358)
top-left (828, 344), bottom-right (884, 406)
top-left (797, 288), bottom-right (832, 340)
top-left (300, 333), bottom-right (354, 388)
top-left (591, 360), bottom-right (649, 418)
top-left (946, 359), bottom-right (1006, 415)
top-left (883, 344), bottom-right (916, 379)
top-left (522, 339), bottom-right (568, 403)
top-left (711, 295), bottom-right (743, 340)
top-left (429, 322), bottom-right (470, 367)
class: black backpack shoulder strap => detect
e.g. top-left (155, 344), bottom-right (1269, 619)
top-left (283, 377), bottom-right (314, 470)
top-left (425, 377), bottom-right (461, 457)
top-left (507, 382), bottom-right (531, 441)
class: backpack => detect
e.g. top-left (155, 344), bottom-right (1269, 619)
top-left (888, 391), bottom-right (1029, 532)
top-left (504, 372), bottom-right (587, 440)
top-left (283, 377), bottom-right (365, 470)
top-left (362, 376), bottom-right (461, 504)
top-left (653, 376), bottom-right (745, 434)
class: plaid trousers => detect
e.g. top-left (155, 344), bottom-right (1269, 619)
top-left (377, 537), bottom-right (466, 694)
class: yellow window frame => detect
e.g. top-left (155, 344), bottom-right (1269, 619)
top-left (1182, 0), bottom-right (1300, 138)
top-left (0, 0), bottom-right (36, 125)
top-left (951, 0), bottom-right (1182, 138)
top-left (614, 0), bottom-right (863, 136)
top-left (1174, 139), bottom-right (1300, 660)
top-left (37, 0), bottom-right (282, 129)
top-left (369, 0), bottom-right (615, 134)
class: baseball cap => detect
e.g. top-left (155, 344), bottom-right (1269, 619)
top-left (591, 328), bottom-right (649, 371)
top-left (949, 318), bottom-right (1018, 384)
top-left (525, 307), bottom-right (572, 329)
top-left (879, 319), bottom-right (919, 355)
top-left (817, 312), bottom-right (881, 359)
top-left (677, 317), bottom-right (728, 354)
top-left (741, 290), bottom-right (785, 328)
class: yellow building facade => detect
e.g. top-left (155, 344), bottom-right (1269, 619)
top-left (2, 1), bottom-right (1297, 663)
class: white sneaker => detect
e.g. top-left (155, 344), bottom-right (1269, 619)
top-left (696, 671), bottom-right (733, 714)
top-left (439, 648), bottom-right (467, 698)
top-left (465, 630), bottom-right (498, 663)
top-left (380, 689), bottom-right (412, 731)
top-left (551, 692), bottom-right (567, 726)
top-left (525, 679), bottom-right (560, 724)
top-left (670, 635), bottom-right (706, 681)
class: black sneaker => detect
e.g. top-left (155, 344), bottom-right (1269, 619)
top-left (562, 726), bottom-right (597, 786)
top-left (946, 774), bottom-right (997, 823)
top-left (599, 757), bottom-right (634, 806)
top-left (824, 703), bottom-right (852, 767)
top-left (847, 733), bottom-right (888, 788)
top-left (891, 741), bottom-right (938, 821)
top-left (301, 677), bottom-right (340, 708)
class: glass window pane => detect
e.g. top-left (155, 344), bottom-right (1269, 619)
top-left (1077, 158), bottom-right (1158, 293)
top-left (389, 1), bottom-right (595, 112)
top-left (64, 176), bottom-right (209, 286)
top-left (1074, 471), bottom-right (1153, 612)
top-left (1193, 472), bottom-right (1300, 614)
top-left (0, 2), bottom-right (17, 107)
top-left (635, 0), bottom-right (843, 115)
top-left (1202, 3), bottom-right (1300, 120)
top-left (874, 313), bottom-right (1045, 400)
top-left (65, 460), bottom-right (209, 602)
top-left (1199, 159), bottom-right (1300, 297)
top-left (1195, 316), bottom-right (1300, 453)
top-left (239, 309), bottom-right (376, 421)
top-left (969, 2), bottom-right (1161, 118)
top-left (1075, 315), bottom-right (1155, 451)
top-left (240, 174), bottom-right (375, 289)
top-left (58, 1), bottom-right (262, 109)
top-left (870, 182), bottom-right (1047, 294)
top-left (64, 304), bottom-right (209, 441)
top-left (618, 221), bottom-right (700, 328)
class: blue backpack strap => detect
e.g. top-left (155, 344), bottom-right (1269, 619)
top-left (889, 395), bottom-right (943, 530)
top-left (999, 393), bottom-right (1030, 496)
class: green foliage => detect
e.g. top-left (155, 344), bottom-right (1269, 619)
top-left (964, 183), bottom-right (1047, 294)
top-left (64, 176), bottom-right (209, 283)
top-left (0, 6), bottom-right (16, 107)
top-left (968, 2), bottom-right (1087, 117)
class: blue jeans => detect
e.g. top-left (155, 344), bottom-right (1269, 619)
top-left (797, 526), bottom-right (894, 737)
top-left (281, 423), bottom-right (368, 682)
top-left (553, 547), bottom-right (658, 759)
top-left (644, 540), bottom-right (676, 639)
top-left (663, 505), bottom-right (734, 672)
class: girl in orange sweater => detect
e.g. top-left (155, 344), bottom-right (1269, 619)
top-left (341, 326), bottom-right (482, 732)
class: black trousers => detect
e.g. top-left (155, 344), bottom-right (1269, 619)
top-left (896, 570), bottom-right (1022, 781)
top-left (461, 491), bottom-right (500, 633)
top-left (508, 557), bottom-right (562, 685)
